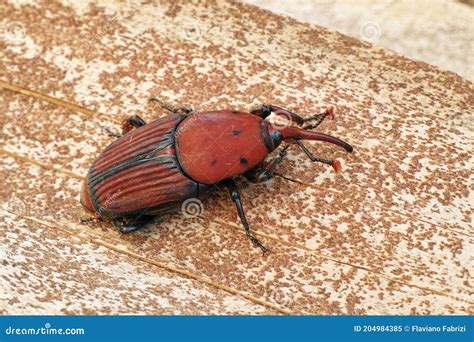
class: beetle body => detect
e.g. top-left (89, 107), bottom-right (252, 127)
top-left (81, 111), bottom-right (279, 218)
top-left (81, 102), bottom-right (353, 252)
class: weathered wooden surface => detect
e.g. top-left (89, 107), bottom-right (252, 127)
top-left (0, 0), bottom-right (473, 314)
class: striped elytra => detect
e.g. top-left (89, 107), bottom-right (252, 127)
top-left (81, 114), bottom-right (206, 218)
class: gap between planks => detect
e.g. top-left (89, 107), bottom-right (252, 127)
top-left (1, 147), bottom-right (472, 306)
top-left (0, 79), bottom-right (122, 124)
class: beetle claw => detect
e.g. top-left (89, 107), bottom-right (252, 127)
top-left (249, 235), bottom-right (269, 254)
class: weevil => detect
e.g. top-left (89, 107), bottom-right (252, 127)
top-left (81, 99), bottom-right (353, 253)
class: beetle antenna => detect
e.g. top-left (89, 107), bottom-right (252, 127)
top-left (302, 106), bottom-right (335, 130)
top-left (296, 140), bottom-right (342, 172)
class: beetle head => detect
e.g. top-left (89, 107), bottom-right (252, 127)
top-left (267, 123), bottom-right (353, 172)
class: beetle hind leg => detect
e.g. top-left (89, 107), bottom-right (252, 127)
top-left (149, 97), bottom-right (194, 115)
top-left (80, 216), bottom-right (102, 223)
top-left (113, 215), bottom-right (154, 233)
top-left (100, 115), bottom-right (147, 138)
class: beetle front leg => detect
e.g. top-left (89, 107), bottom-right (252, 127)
top-left (244, 145), bottom-right (289, 183)
top-left (221, 179), bottom-right (268, 254)
top-left (149, 97), bottom-right (194, 115)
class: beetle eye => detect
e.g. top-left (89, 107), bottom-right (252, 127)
top-left (261, 105), bottom-right (271, 117)
top-left (271, 130), bottom-right (282, 149)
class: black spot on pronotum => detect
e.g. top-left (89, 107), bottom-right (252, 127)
top-left (240, 157), bottom-right (248, 165)
top-left (211, 159), bottom-right (217, 166)
top-left (232, 130), bottom-right (241, 135)
top-left (232, 110), bottom-right (239, 114)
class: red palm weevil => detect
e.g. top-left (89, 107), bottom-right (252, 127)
top-left (81, 99), bottom-right (353, 253)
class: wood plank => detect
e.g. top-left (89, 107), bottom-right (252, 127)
top-left (1, 0), bottom-right (472, 315)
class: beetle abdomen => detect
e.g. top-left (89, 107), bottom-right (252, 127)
top-left (81, 114), bottom-right (204, 218)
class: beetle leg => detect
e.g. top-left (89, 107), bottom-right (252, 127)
top-left (122, 115), bottom-right (147, 135)
top-left (244, 145), bottom-right (289, 183)
top-left (112, 215), bottom-right (154, 233)
top-left (149, 97), bottom-right (194, 115)
top-left (221, 179), bottom-right (268, 254)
